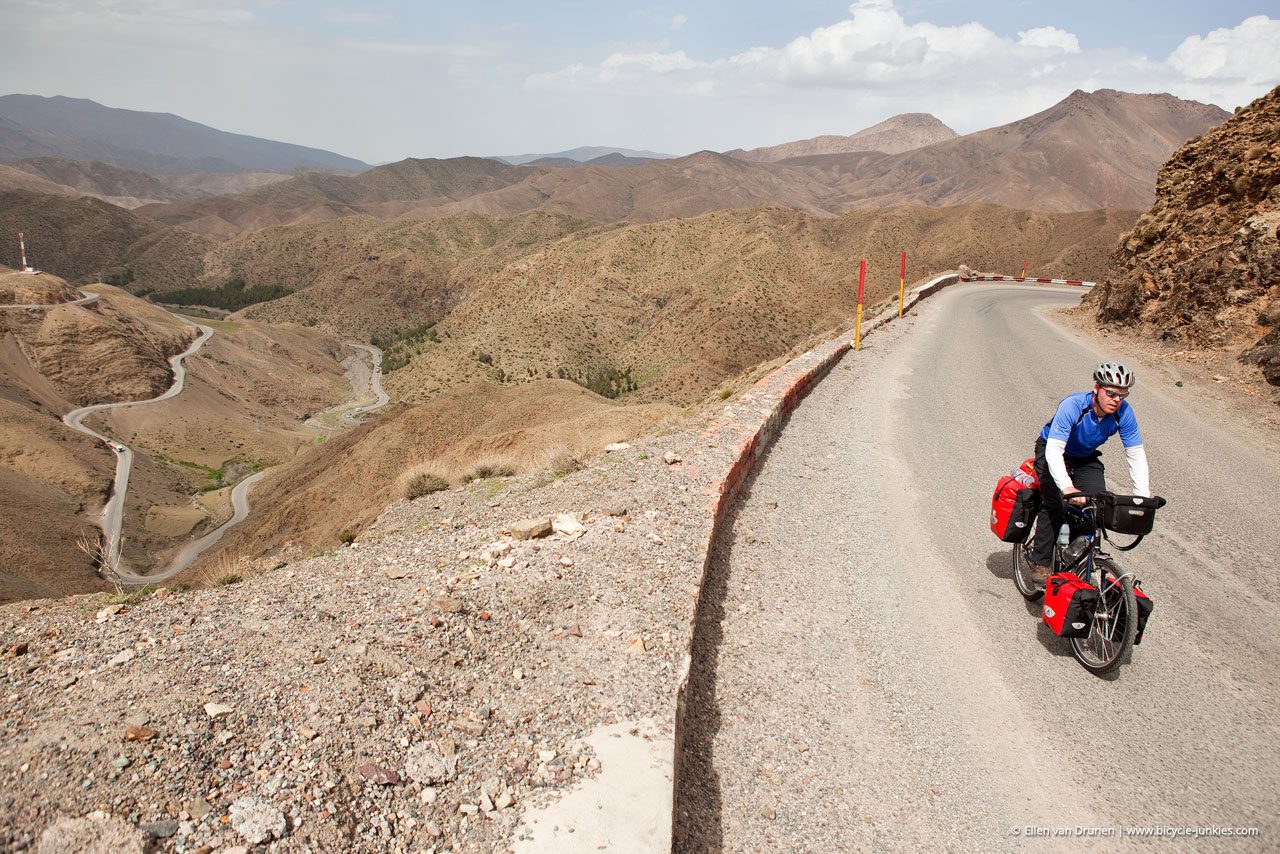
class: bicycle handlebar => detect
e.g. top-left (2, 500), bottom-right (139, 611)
top-left (1064, 492), bottom-right (1167, 509)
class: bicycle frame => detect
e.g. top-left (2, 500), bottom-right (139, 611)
top-left (1058, 502), bottom-right (1105, 582)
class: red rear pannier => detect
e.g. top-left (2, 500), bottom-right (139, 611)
top-left (990, 459), bottom-right (1040, 543)
top-left (1134, 584), bottom-right (1153, 645)
top-left (1043, 573), bottom-right (1099, 638)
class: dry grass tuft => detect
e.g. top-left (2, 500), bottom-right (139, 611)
top-left (185, 548), bottom-right (250, 589)
top-left (459, 454), bottom-right (518, 484)
top-left (397, 462), bottom-right (452, 499)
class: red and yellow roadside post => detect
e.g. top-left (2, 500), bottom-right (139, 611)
top-left (898, 251), bottom-right (907, 318)
top-left (854, 258), bottom-right (866, 350)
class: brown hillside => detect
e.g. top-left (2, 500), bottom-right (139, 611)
top-left (137, 157), bottom-right (537, 239)
top-left (1086, 86), bottom-right (1280, 389)
top-left (0, 280), bottom-right (192, 405)
top-left (173, 202), bottom-right (1132, 581)
top-left (0, 280), bottom-right (189, 603)
top-left (788, 90), bottom-right (1229, 212)
top-left (174, 380), bottom-right (677, 584)
top-left (0, 164), bottom-right (76, 198)
top-left (405, 90), bottom-right (1224, 221)
top-left (381, 205), bottom-right (1136, 408)
top-left (223, 212), bottom-right (600, 338)
top-left (0, 190), bottom-right (212, 292)
top-left (432, 151), bottom-right (831, 222)
top-left (0, 432), bottom-right (110, 606)
top-left (11, 157), bottom-right (185, 207)
top-left (94, 313), bottom-right (351, 572)
top-left (157, 170), bottom-right (292, 198)
top-left (732, 113), bottom-right (958, 161)
top-left (0, 267), bottom-right (82, 305)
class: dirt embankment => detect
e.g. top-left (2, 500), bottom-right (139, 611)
top-left (174, 379), bottom-right (677, 586)
top-left (1086, 85), bottom-right (1279, 399)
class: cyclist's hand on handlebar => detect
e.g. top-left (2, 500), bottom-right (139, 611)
top-left (1063, 487), bottom-right (1087, 506)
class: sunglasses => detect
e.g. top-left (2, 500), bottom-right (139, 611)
top-left (1100, 388), bottom-right (1129, 400)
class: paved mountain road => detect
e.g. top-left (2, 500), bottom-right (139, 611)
top-left (676, 284), bottom-right (1279, 851)
top-left (61, 313), bottom-right (214, 568)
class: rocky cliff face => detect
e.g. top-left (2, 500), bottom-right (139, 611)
top-left (1087, 86), bottom-right (1280, 386)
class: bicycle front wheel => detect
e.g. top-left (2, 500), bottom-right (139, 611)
top-left (1070, 558), bottom-right (1137, 675)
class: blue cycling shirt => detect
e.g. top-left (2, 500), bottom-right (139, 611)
top-left (1039, 391), bottom-right (1142, 456)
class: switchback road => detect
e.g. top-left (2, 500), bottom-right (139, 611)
top-left (307, 342), bottom-right (388, 429)
top-left (677, 284), bottom-right (1279, 852)
top-left (61, 315), bottom-right (214, 569)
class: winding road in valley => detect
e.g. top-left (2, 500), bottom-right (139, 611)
top-left (677, 284), bottom-right (1280, 851)
top-left (146, 339), bottom-right (388, 580)
top-left (41, 290), bottom-right (390, 583)
top-left (307, 342), bottom-right (387, 429)
top-left (62, 316), bottom-right (214, 572)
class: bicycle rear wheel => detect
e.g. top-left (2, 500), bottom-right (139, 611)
top-left (1070, 558), bottom-right (1137, 675)
top-left (1012, 522), bottom-right (1044, 601)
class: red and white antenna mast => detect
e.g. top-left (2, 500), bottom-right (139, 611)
top-left (18, 231), bottom-right (37, 274)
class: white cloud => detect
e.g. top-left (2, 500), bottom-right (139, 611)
top-left (1017, 27), bottom-right (1080, 54)
top-left (672, 14), bottom-right (687, 31)
top-left (1168, 15), bottom-right (1280, 84)
top-left (524, 0), bottom-right (1279, 139)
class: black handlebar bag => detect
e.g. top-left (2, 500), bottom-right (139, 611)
top-left (1095, 494), bottom-right (1165, 535)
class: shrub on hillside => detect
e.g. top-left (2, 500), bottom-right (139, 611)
top-left (399, 463), bottom-right (451, 499)
top-left (463, 462), bottom-right (515, 482)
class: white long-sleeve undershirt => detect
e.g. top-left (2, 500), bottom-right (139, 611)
top-left (1045, 438), bottom-right (1151, 497)
top-left (1045, 438), bottom-right (1073, 492)
top-left (1126, 444), bottom-right (1151, 497)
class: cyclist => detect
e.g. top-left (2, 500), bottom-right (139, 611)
top-left (1027, 361), bottom-right (1151, 584)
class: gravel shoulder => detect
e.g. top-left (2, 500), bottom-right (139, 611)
top-left (0, 430), bottom-right (718, 852)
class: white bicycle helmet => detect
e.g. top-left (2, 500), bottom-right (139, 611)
top-left (1094, 361), bottom-right (1134, 388)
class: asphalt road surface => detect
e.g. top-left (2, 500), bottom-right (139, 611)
top-left (676, 284), bottom-right (1278, 852)
top-left (154, 469), bottom-right (269, 580)
top-left (341, 342), bottom-right (388, 424)
top-left (62, 317), bottom-right (214, 567)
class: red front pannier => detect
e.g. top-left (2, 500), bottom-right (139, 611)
top-left (1043, 573), bottom-right (1099, 638)
top-left (990, 458), bottom-right (1040, 543)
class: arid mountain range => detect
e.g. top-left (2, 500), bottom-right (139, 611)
top-left (168, 203), bottom-right (1136, 585)
top-left (0, 157), bottom-right (293, 208)
top-left (0, 94), bottom-right (368, 174)
top-left (0, 85), bottom-right (1249, 601)
top-left (727, 112), bottom-right (958, 161)
top-left (125, 89), bottom-right (1226, 240)
top-left (135, 157), bottom-right (538, 240)
top-left (494, 146), bottom-right (676, 165)
top-left (1086, 85), bottom-right (1279, 391)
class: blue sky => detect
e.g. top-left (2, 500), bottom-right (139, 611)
top-left (2, 1), bottom-right (1277, 164)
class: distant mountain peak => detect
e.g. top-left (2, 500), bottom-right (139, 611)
top-left (0, 94), bottom-right (370, 175)
top-left (491, 146), bottom-right (676, 166)
top-left (730, 113), bottom-right (957, 162)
